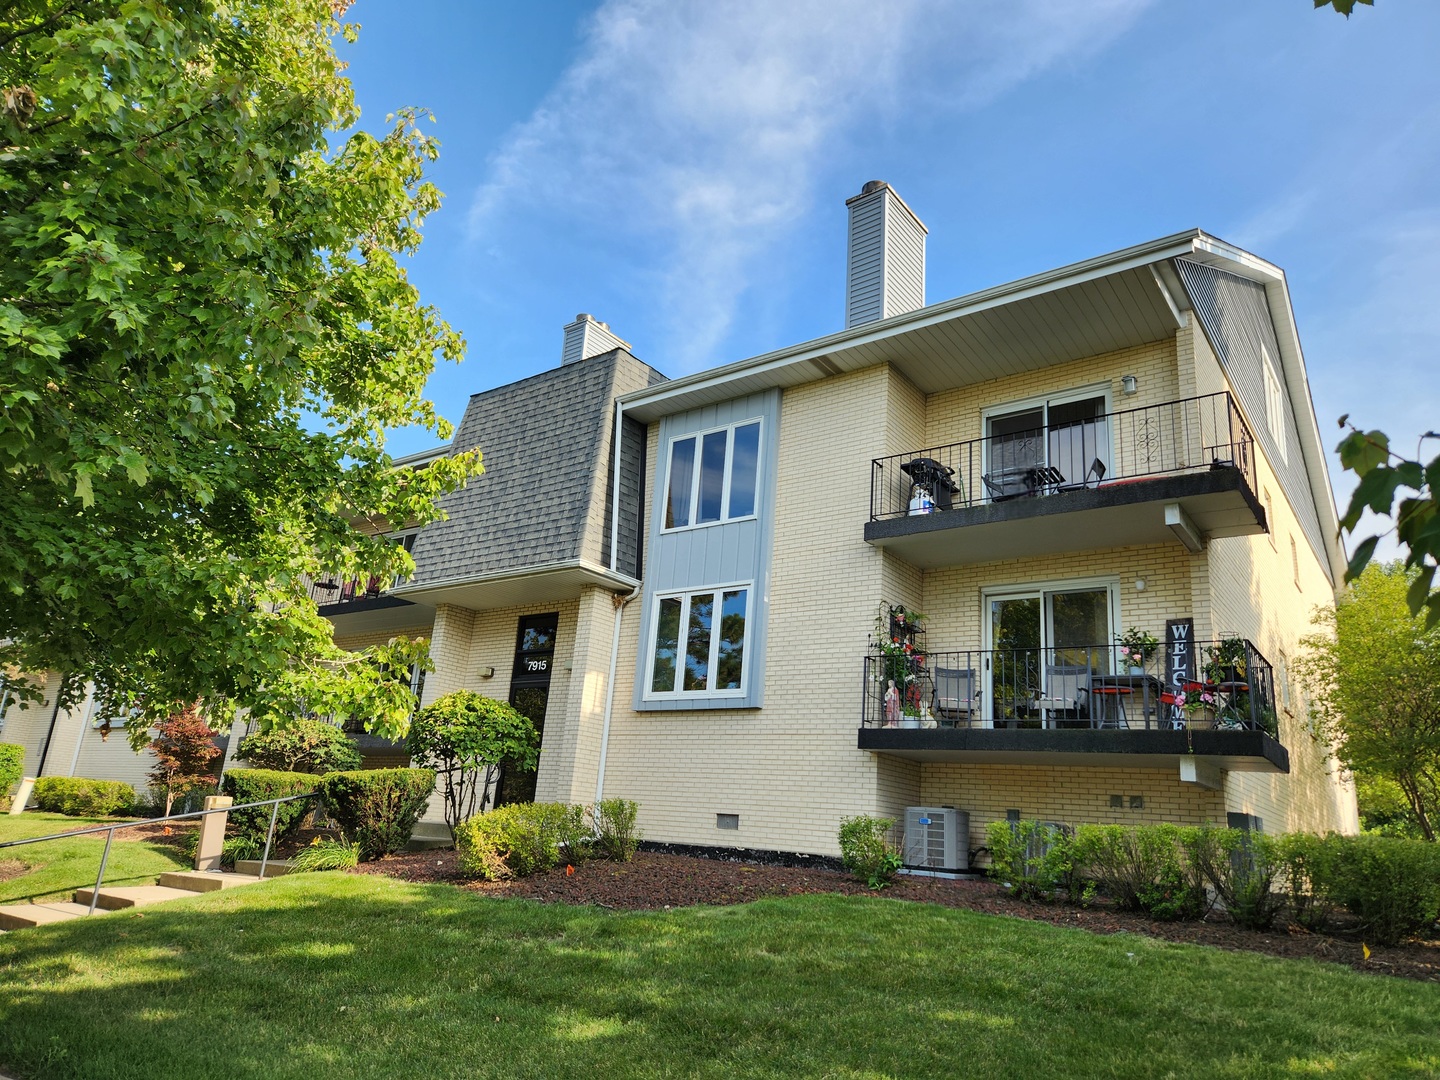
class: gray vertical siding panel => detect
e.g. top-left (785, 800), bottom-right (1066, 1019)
top-left (634, 389), bottom-right (781, 710)
top-left (1176, 258), bottom-right (1329, 578)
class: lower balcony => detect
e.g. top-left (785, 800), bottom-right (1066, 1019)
top-left (307, 573), bottom-right (430, 634)
top-left (857, 641), bottom-right (1288, 776)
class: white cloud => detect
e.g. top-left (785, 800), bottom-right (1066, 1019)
top-left (470, 0), bottom-right (1152, 371)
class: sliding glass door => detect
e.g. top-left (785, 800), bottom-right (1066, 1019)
top-left (985, 583), bottom-right (1116, 723)
top-left (983, 389), bottom-right (1111, 498)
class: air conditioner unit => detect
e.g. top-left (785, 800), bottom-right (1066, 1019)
top-left (903, 806), bottom-right (969, 872)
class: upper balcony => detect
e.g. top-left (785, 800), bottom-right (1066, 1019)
top-left (864, 392), bottom-right (1267, 568)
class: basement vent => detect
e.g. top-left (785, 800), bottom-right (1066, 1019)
top-left (716, 814), bottom-right (739, 831)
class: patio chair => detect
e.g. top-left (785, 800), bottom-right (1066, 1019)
top-left (981, 469), bottom-right (1032, 502)
top-left (933, 668), bottom-right (980, 727)
top-left (1037, 665), bottom-right (1089, 726)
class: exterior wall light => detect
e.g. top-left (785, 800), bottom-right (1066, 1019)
top-left (478, 666), bottom-right (495, 679)
top-left (1121, 374), bottom-right (1139, 396)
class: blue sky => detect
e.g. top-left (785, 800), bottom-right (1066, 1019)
top-left (339, 2), bottom-right (1438, 552)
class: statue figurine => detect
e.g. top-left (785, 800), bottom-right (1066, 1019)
top-left (884, 679), bottom-right (901, 727)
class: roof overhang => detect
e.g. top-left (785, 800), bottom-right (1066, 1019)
top-left (617, 226), bottom-right (1345, 589)
top-left (619, 229), bottom-right (1205, 424)
top-left (392, 559), bottom-right (639, 612)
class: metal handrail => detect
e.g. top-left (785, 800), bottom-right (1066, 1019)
top-left (1, 792), bottom-right (315, 914)
top-left (869, 391), bottom-right (1256, 520)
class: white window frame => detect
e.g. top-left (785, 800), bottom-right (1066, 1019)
top-left (980, 382), bottom-right (1113, 497)
top-left (1262, 347), bottom-right (1287, 464)
top-left (660, 418), bottom-right (764, 533)
top-left (644, 582), bottom-right (752, 700)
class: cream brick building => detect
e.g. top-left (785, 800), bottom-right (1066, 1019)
top-left (5, 185), bottom-right (1359, 859)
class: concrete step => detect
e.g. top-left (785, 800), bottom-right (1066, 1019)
top-left (157, 871), bottom-right (262, 893)
top-left (233, 859), bottom-right (296, 878)
top-left (0, 901), bottom-right (93, 930)
top-left (74, 885), bottom-right (199, 910)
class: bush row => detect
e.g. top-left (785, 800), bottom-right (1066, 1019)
top-left (987, 820), bottom-right (1440, 945)
top-left (222, 767), bottom-right (434, 862)
top-left (31, 776), bottom-right (135, 817)
top-left (455, 798), bottom-right (642, 881)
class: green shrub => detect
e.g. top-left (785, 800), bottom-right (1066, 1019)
top-left (236, 718), bottom-right (364, 774)
top-left (987, 819), bottom-right (1076, 902)
top-left (1277, 831), bottom-right (1344, 931)
top-left (221, 768), bottom-right (317, 843)
top-left (221, 835), bottom-right (262, 869)
top-left (455, 802), bottom-right (579, 881)
top-left (30, 776), bottom-right (135, 817)
top-left (837, 815), bottom-right (903, 889)
top-left (1074, 824), bottom-right (1207, 920)
top-left (315, 768), bottom-right (435, 861)
top-left (1330, 835), bottom-right (1440, 946)
top-left (592, 798), bottom-right (641, 862)
top-left (0, 743), bottom-right (24, 805)
top-left (1183, 826), bottom-right (1285, 930)
top-left (288, 835), bottom-right (361, 872)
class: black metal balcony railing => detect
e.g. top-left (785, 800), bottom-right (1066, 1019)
top-left (869, 392), bottom-right (1255, 521)
top-left (861, 639), bottom-right (1276, 735)
top-left (307, 573), bottom-right (399, 607)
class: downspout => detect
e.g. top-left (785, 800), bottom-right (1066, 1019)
top-left (596, 397), bottom-right (638, 807)
top-left (594, 583), bottom-right (641, 808)
top-left (66, 688), bottom-right (98, 777)
top-left (35, 677), bottom-right (67, 777)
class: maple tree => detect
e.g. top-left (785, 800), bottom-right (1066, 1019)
top-left (0, 1), bottom-right (481, 742)
top-left (148, 704), bottom-right (223, 816)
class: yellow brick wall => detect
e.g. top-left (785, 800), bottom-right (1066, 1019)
top-left (1179, 318), bottom-right (1357, 835)
top-left (924, 339), bottom-right (1180, 450)
top-left (600, 364), bottom-right (910, 854)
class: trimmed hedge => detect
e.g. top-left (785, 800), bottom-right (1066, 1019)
top-left (455, 802), bottom-right (590, 881)
top-left (0, 743), bottom-right (23, 803)
top-left (316, 768), bottom-right (435, 861)
top-left (1331, 835), bottom-right (1440, 946)
top-left (221, 768), bottom-right (316, 843)
top-left (838, 815), bottom-right (902, 890)
top-left (31, 776), bottom-right (134, 817)
top-left (236, 719), bottom-right (363, 775)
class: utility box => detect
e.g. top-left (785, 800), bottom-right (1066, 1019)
top-left (903, 806), bottom-right (969, 872)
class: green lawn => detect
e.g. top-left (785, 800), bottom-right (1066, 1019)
top-left (0, 873), bottom-right (1437, 1079)
top-left (0, 812), bottom-right (189, 905)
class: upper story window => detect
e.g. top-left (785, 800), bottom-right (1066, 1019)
top-left (663, 419), bottom-right (762, 530)
top-left (1262, 347), bottom-right (1287, 464)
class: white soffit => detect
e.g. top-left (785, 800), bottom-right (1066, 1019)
top-left (391, 560), bottom-right (638, 612)
top-left (622, 230), bottom-right (1205, 423)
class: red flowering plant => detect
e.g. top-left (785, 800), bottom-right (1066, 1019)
top-left (873, 604), bottom-right (926, 715)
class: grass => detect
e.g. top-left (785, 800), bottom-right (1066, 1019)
top-left (0, 873), bottom-right (1437, 1079)
top-left (0, 812), bottom-right (189, 905)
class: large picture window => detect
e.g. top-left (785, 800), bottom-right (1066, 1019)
top-left (648, 586), bottom-right (750, 697)
top-left (663, 419), bottom-right (762, 530)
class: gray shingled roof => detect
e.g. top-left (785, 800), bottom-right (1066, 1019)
top-left (408, 350), bottom-right (666, 586)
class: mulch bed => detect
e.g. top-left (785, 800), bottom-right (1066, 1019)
top-left (56, 819), bottom-right (197, 848)
top-left (354, 848), bottom-right (1440, 984)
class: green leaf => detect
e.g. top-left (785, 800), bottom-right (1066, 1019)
top-left (1406, 566), bottom-right (1436, 617)
top-left (1345, 536), bottom-right (1380, 584)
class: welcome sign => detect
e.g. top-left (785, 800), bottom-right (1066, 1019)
top-left (1165, 618), bottom-right (1196, 727)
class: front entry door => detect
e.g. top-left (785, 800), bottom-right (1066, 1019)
top-left (494, 613), bottom-right (558, 807)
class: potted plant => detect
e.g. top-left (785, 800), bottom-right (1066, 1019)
top-left (1115, 627), bottom-right (1159, 674)
top-left (874, 604), bottom-right (925, 725)
top-left (1172, 687), bottom-right (1216, 728)
top-left (1204, 636), bottom-right (1248, 685)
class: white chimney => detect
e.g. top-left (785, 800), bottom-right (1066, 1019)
top-left (845, 180), bottom-right (927, 329)
top-left (561, 313), bottom-right (630, 365)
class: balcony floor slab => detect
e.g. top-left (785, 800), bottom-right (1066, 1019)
top-left (864, 468), bottom-right (1265, 568)
top-left (857, 725), bottom-right (1288, 773)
